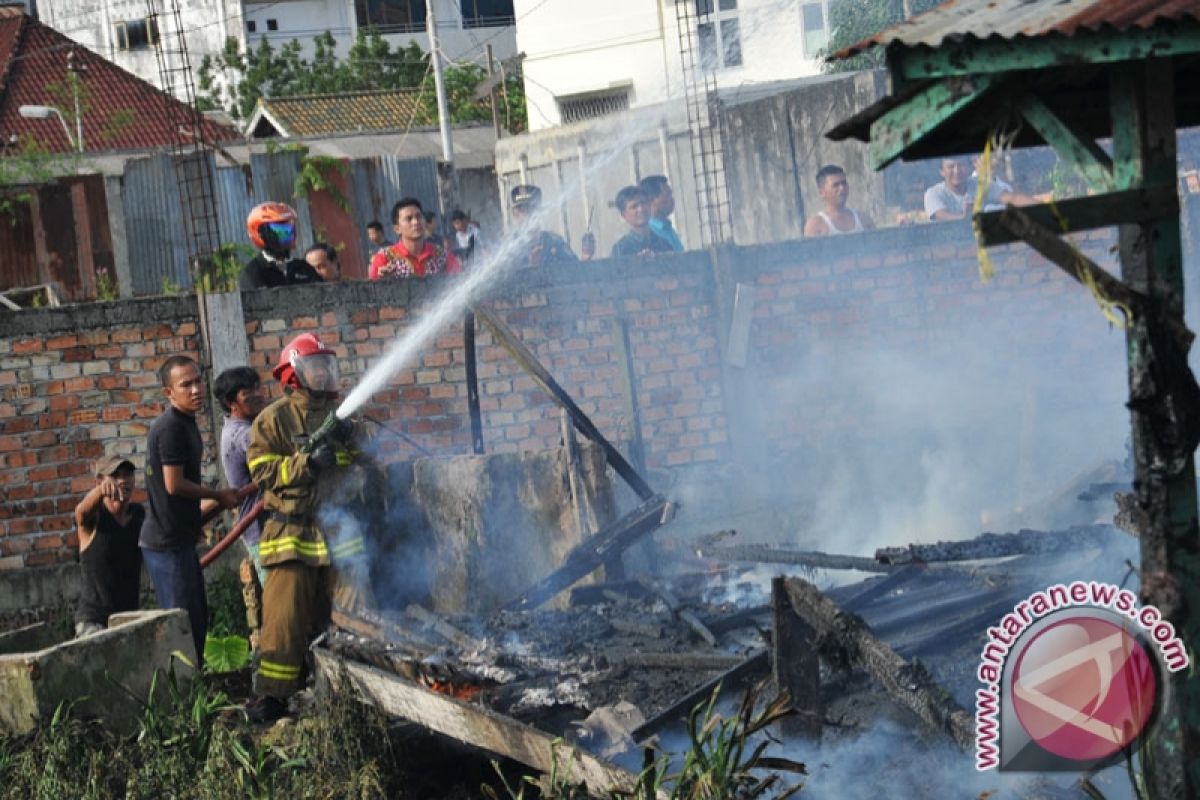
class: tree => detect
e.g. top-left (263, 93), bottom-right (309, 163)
top-left (198, 28), bottom-right (527, 133)
top-left (820, 0), bottom-right (941, 73)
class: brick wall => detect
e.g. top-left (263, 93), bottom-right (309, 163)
top-left (0, 224), bottom-right (1145, 575)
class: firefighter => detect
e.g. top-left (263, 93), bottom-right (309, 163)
top-left (240, 202), bottom-right (323, 290)
top-left (244, 332), bottom-right (363, 722)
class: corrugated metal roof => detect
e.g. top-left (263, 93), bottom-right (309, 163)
top-left (835, 0), bottom-right (1200, 60)
top-left (251, 89), bottom-right (437, 138)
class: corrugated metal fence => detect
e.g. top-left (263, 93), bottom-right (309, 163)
top-left (121, 152), bottom-right (439, 294)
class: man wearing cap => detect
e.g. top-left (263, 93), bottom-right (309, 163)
top-left (509, 184), bottom-right (578, 267)
top-left (74, 455), bottom-right (145, 637)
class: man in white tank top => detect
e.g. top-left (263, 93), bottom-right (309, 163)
top-left (804, 164), bottom-right (876, 237)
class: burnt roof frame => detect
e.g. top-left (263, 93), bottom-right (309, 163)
top-left (826, 6), bottom-right (1200, 796)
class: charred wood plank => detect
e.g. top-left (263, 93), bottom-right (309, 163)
top-left (475, 306), bottom-right (655, 500)
top-left (609, 619), bottom-right (666, 639)
top-left (404, 604), bottom-right (480, 651)
top-left (703, 604), bottom-right (770, 636)
top-left (330, 608), bottom-right (442, 655)
top-left (570, 581), bottom-right (656, 606)
top-left (783, 576), bottom-right (975, 750)
top-left (608, 651), bottom-right (747, 671)
top-left (464, 310), bottom-right (484, 454)
top-left (772, 577), bottom-right (820, 738)
top-left (637, 579), bottom-right (717, 646)
top-left (501, 495), bottom-right (673, 612)
top-left (630, 650), bottom-right (769, 743)
top-left (314, 648), bottom-right (645, 795)
top-left (700, 544), bottom-right (893, 573)
top-left (874, 526), bottom-right (1121, 566)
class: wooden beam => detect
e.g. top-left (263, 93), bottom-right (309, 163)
top-left (973, 185), bottom-right (1179, 247)
top-left (1018, 94), bottom-right (1114, 193)
top-left (630, 650), bottom-right (769, 743)
top-left (868, 75), bottom-right (996, 170)
top-left (475, 306), bottom-right (655, 501)
top-left (875, 525), bottom-right (1125, 566)
top-left (783, 576), bottom-right (975, 750)
top-left (992, 205), bottom-right (1193, 347)
top-left (611, 312), bottom-right (647, 475)
top-left (314, 649), bottom-right (644, 795)
top-left (501, 495), bottom-right (672, 612)
top-left (698, 543), bottom-right (894, 573)
top-left (893, 23), bottom-right (1200, 82)
top-left (464, 310), bottom-right (484, 455)
top-left (772, 577), bottom-right (821, 739)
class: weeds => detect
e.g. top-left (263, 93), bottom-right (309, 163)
top-left (484, 683), bottom-right (806, 800)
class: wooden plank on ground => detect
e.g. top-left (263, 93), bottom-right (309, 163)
top-left (315, 648), bottom-right (644, 795)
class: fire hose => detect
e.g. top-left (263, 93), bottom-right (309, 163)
top-left (200, 499), bottom-right (264, 569)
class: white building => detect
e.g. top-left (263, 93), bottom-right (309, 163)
top-left (514, 0), bottom-right (832, 131)
top-left (37, 0), bottom-right (518, 98)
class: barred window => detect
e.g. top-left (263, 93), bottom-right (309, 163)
top-left (557, 88), bottom-right (631, 124)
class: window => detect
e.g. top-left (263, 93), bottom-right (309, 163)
top-left (114, 16), bottom-right (160, 51)
top-left (557, 88), bottom-right (631, 124)
top-left (354, 0), bottom-right (427, 33)
top-left (696, 0), bottom-right (741, 70)
top-left (247, 20), bottom-right (257, 33)
top-left (266, 18), bottom-right (278, 31)
top-left (461, 0), bottom-right (514, 29)
top-left (801, 1), bottom-right (829, 57)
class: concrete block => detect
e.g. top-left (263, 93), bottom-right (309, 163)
top-left (0, 609), bottom-right (196, 735)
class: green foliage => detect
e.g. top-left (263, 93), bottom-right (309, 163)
top-left (196, 242), bottom-right (254, 294)
top-left (95, 266), bottom-right (118, 301)
top-left (820, 0), bottom-right (942, 73)
top-left (294, 150), bottom-right (352, 212)
top-left (206, 567), bottom-right (250, 638)
top-left (200, 29), bottom-right (429, 121)
top-left (198, 28), bottom-right (528, 132)
top-left (483, 684), bottom-right (806, 800)
top-left (204, 636), bottom-right (251, 673)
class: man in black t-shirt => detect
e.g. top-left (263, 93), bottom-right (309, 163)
top-left (139, 355), bottom-right (240, 663)
top-left (610, 185), bottom-right (675, 259)
top-left (74, 455), bottom-right (145, 636)
top-left (239, 202), bottom-right (323, 290)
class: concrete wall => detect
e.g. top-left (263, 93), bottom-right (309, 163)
top-left (515, 0), bottom-right (826, 131)
top-left (40, 0), bottom-right (243, 98)
top-left (1, 216), bottom-right (1154, 585)
top-left (494, 70), bottom-right (887, 251)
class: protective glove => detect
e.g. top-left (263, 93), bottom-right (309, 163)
top-left (309, 441), bottom-right (339, 473)
top-left (330, 416), bottom-right (355, 445)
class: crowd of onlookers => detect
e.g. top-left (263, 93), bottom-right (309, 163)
top-left (234, 154), bottom-right (1038, 290)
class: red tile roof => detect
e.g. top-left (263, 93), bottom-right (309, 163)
top-left (0, 9), bottom-right (239, 154)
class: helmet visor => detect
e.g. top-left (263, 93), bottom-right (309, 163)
top-left (291, 352), bottom-right (339, 393)
top-left (263, 221), bottom-right (297, 250)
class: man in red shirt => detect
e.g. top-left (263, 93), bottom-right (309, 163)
top-left (370, 197), bottom-right (461, 280)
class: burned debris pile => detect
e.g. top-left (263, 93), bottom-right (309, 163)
top-left (315, 515), bottom-right (1136, 794)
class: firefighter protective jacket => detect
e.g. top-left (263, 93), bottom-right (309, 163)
top-left (246, 389), bottom-right (362, 568)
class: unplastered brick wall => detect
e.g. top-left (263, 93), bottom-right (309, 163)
top-left (0, 227), bottom-right (1154, 573)
top-left (0, 298), bottom-right (206, 570)
top-left (239, 253), bottom-right (728, 468)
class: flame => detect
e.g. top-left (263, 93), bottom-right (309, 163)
top-left (422, 677), bottom-right (482, 701)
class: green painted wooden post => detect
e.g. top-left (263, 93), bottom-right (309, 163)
top-left (1111, 58), bottom-right (1200, 799)
top-left (868, 75), bottom-right (996, 170)
top-left (1018, 94), bottom-right (1115, 193)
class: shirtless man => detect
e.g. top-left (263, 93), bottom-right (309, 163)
top-left (804, 165), bottom-right (875, 237)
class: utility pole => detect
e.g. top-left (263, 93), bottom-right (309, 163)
top-left (426, 0), bottom-right (458, 213)
top-left (486, 43), bottom-right (501, 139)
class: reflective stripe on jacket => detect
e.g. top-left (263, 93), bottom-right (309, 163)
top-left (247, 390), bottom-right (337, 567)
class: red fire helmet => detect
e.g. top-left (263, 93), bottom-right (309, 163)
top-left (273, 333), bottom-right (336, 390)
